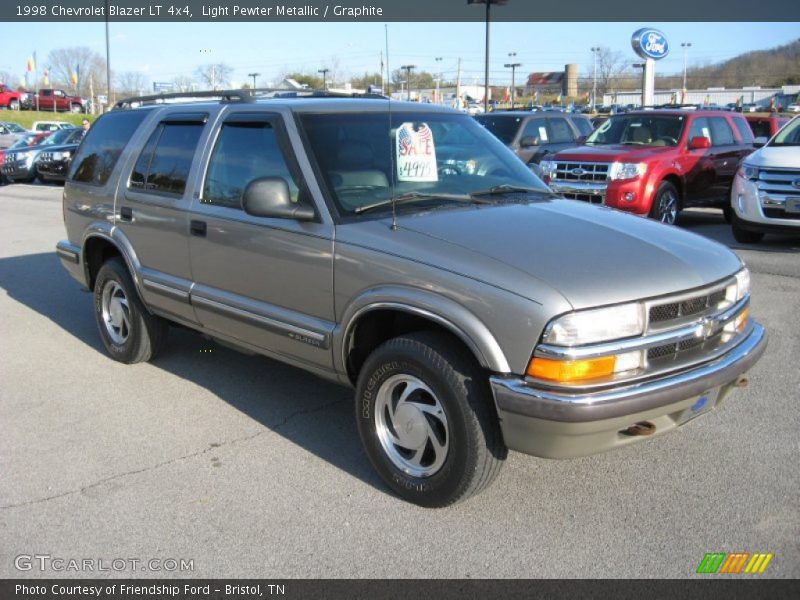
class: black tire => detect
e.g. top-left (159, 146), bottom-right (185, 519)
top-left (722, 205), bottom-right (733, 223)
top-left (356, 331), bottom-right (506, 507)
top-left (93, 257), bottom-right (167, 363)
top-left (731, 214), bottom-right (764, 244)
top-left (649, 181), bottom-right (681, 225)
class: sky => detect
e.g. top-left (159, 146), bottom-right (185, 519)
top-left (1, 21), bottom-right (798, 90)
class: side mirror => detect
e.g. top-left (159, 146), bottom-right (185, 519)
top-left (242, 177), bottom-right (315, 221)
top-left (753, 136), bottom-right (768, 148)
top-left (689, 136), bottom-right (711, 150)
top-left (520, 136), bottom-right (539, 147)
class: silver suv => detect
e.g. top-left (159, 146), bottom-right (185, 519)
top-left (57, 91), bottom-right (767, 507)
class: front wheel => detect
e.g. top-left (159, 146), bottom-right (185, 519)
top-left (70, 103), bottom-right (83, 113)
top-left (731, 214), bottom-right (764, 244)
top-left (356, 331), bottom-right (506, 507)
top-left (93, 257), bottom-right (167, 363)
top-left (649, 181), bottom-right (680, 225)
top-left (9, 99), bottom-right (20, 111)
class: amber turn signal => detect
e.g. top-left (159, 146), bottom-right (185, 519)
top-left (527, 355), bottom-right (616, 383)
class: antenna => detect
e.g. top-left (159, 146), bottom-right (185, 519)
top-left (385, 23), bottom-right (397, 231)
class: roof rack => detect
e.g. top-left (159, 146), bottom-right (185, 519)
top-left (114, 87), bottom-right (388, 109)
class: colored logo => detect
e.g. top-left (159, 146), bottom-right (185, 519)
top-left (696, 552), bottom-right (773, 574)
top-left (631, 28), bottom-right (670, 61)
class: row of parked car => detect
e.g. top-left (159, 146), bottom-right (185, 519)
top-left (0, 84), bottom-right (88, 113)
top-left (476, 107), bottom-right (799, 243)
top-left (0, 121), bottom-right (86, 184)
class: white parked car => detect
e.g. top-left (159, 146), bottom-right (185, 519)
top-left (30, 121), bottom-right (74, 133)
top-left (731, 115), bottom-right (800, 243)
top-left (786, 104), bottom-right (800, 113)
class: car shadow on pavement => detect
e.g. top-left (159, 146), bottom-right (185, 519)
top-left (679, 209), bottom-right (800, 253)
top-left (0, 251), bottom-right (387, 495)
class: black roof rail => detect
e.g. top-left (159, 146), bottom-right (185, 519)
top-left (114, 87), bottom-right (389, 109)
top-left (114, 89), bottom-right (254, 109)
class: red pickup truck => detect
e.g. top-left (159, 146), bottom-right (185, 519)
top-left (0, 84), bottom-right (24, 110)
top-left (35, 89), bottom-right (86, 113)
top-left (541, 109), bottom-right (756, 224)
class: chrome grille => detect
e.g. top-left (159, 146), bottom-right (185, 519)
top-left (756, 168), bottom-right (800, 196)
top-left (39, 152), bottom-right (53, 162)
top-left (561, 192), bottom-right (605, 204)
top-left (553, 162), bottom-right (609, 182)
top-left (648, 288), bottom-right (728, 327)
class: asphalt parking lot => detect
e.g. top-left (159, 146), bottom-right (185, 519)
top-left (0, 183), bottom-right (798, 579)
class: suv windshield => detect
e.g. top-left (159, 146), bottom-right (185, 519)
top-left (769, 117), bottom-right (800, 146)
top-left (473, 115), bottom-right (524, 144)
top-left (299, 111), bottom-right (549, 216)
top-left (586, 114), bottom-right (685, 147)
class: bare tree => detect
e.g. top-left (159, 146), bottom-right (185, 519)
top-left (195, 63), bottom-right (232, 90)
top-left (172, 75), bottom-right (195, 92)
top-left (46, 46), bottom-right (108, 96)
top-left (595, 47), bottom-right (630, 95)
top-left (116, 71), bottom-right (148, 98)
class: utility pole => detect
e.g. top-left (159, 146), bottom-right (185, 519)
top-left (681, 42), bottom-right (692, 100)
top-left (504, 53), bottom-right (520, 109)
top-left (435, 56), bottom-right (442, 104)
top-left (318, 68), bottom-right (329, 90)
top-left (592, 46), bottom-right (599, 107)
top-left (401, 64), bottom-right (416, 101)
top-left (248, 72), bottom-right (260, 89)
top-left (105, 0), bottom-right (112, 108)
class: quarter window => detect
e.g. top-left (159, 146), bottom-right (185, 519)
top-left (202, 121), bottom-right (300, 209)
top-left (70, 110), bottom-right (150, 186)
top-left (129, 121), bottom-right (204, 196)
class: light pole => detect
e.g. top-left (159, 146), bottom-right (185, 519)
top-left (435, 56), bottom-right (442, 104)
top-left (468, 0), bottom-right (508, 112)
top-left (681, 42), bottom-right (692, 100)
top-left (248, 72), bottom-right (260, 89)
top-left (504, 54), bottom-right (520, 109)
top-left (318, 68), bottom-right (329, 90)
top-left (590, 46), bottom-right (600, 109)
top-left (401, 65), bottom-right (416, 101)
top-left (105, 0), bottom-right (112, 108)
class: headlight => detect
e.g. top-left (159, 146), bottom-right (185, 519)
top-left (542, 302), bottom-right (645, 346)
top-left (725, 268), bottom-right (750, 303)
top-left (539, 160), bottom-right (556, 181)
top-left (736, 164), bottom-right (759, 181)
top-left (53, 151), bottom-right (72, 160)
top-left (608, 162), bottom-right (647, 181)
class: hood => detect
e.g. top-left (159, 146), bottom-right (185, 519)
top-left (337, 199), bottom-right (742, 310)
top-left (747, 146), bottom-right (800, 170)
top-left (551, 144), bottom-right (675, 163)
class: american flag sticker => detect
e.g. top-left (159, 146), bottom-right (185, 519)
top-left (396, 122), bottom-right (438, 182)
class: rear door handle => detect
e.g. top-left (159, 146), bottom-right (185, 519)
top-left (190, 220), bottom-right (207, 237)
top-left (119, 206), bottom-right (133, 222)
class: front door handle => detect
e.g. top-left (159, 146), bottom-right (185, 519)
top-left (190, 220), bottom-right (207, 237)
top-left (119, 206), bottom-right (133, 222)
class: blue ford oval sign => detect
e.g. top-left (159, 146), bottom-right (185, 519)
top-left (631, 28), bottom-right (669, 60)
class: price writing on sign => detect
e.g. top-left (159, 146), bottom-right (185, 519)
top-left (396, 122), bottom-right (438, 182)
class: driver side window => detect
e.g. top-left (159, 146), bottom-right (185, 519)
top-left (202, 120), bottom-right (300, 210)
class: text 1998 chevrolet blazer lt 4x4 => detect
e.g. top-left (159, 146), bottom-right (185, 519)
top-left (57, 91), bottom-right (767, 507)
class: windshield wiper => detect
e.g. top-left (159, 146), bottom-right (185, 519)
top-left (353, 192), bottom-right (491, 215)
top-left (470, 184), bottom-right (557, 198)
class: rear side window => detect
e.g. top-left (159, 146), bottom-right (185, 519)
top-left (708, 117), bottom-right (735, 146)
top-left (202, 121), bottom-right (300, 209)
top-left (70, 110), bottom-right (149, 186)
top-left (129, 121), bottom-right (204, 196)
top-left (731, 117), bottom-right (754, 143)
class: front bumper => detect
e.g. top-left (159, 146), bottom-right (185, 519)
top-left (1, 160), bottom-right (36, 180)
top-left (490, 322), bottom-right (767, 458)
top-left (732, 176), bottom-right (800, 233)
top-left (37, 159), bottom-right (70, 181)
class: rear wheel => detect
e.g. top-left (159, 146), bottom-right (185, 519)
top-left (649, 181), bottom-right (680, 225)
top-left (9, 99), bottom-right (20, 111)
top-left (93, 257), bottom-right (167, 363)
top-left (356, 331), bottom-right (506, 507)
top-left (731, 214), bottom-right (764, 244)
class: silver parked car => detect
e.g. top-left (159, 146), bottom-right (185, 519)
top-left (57, 92), bottom-right (767, 507)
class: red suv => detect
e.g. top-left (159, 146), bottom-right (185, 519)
top-left (541, 110), bottom-right (755, 224)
